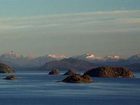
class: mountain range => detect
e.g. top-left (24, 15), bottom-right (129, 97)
top-left (41, 58), bottom-right (94, 71)
top-left (0, 51), bottom-right (66, 68)
top-left (0, 51), bottom-right (139, 72)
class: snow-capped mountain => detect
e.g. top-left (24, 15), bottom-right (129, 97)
top-left (103, 55), bottom-right (121, 61)
top-left (128, 54), bottom-right (140, 61)
top-left (73, 53), bottom-right (102, 61)
top-left (0, 51), bottom-right (140, 72)
top-left (0, 51), bottom-right (67, 68)
top-left (48, 54), bottom-right (67, 59)
top-left (0, 51), bottom-right (35, 67)
top-left (1, 51), bottom-right (21, 59)
top-left (32, 54), bottom-right (67, 67)
top-left (85, 53), bottom-right (96, 59)
top-left (73, 53), bottom-right (122, 62)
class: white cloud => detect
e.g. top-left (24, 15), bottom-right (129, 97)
top-left (0, 10), bottom-right (140, 31)
top-left (0, 10), bottom-right (140, 56)
top-left (0, 10), bottom-right (140, 39)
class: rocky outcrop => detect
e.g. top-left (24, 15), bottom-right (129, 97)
top-left (0, 63), bottom-right (15, 73)
top-left (63, 69), bottom-right (77, 76)
top-left (48, 69), bottom-right (60, 75)
top-left (4, 75), bottom-right (16, 80)
top-left (84, 66), bottom-right (134, 78)
top-left (62, 74), bottom-right (93, 83)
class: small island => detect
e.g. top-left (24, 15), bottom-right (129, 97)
top-left (84, 66), bottom-right (134, 78)
top-left (62, 74), bottom-right (93, 83)
top-left (0, 63), bottom-right (15, 73)
top-left (48, 69), bottom-right (60, 75)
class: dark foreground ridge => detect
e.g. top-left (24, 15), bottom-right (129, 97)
top-left (84, 66), bottom-right (134, 78)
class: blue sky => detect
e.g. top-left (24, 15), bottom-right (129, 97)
top-left (0, 0), bottom-right (140, 17)
top-left (0, 0), bottom-right (140, 57)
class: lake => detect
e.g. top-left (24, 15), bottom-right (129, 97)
top-left (0, 70), bottom-right (140, 105)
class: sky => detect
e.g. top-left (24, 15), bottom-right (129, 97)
top-left (0, 0), bottom-right (140, 57)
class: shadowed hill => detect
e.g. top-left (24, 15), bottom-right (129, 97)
top-left (41, 58), bottom-right (94, 71)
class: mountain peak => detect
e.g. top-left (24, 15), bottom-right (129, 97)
top-left (74, 53), bottom-right (102, 60)
top-left (85, 53), bottom-right (96, 59)
top-left (48, 54), bottom-right (67, 59)
top-left (105, 55), bottom-right (120, 59)
top-left (128, 54), bottom-right (140, 60)
top-left (2, 51), bottom-right (21, 58)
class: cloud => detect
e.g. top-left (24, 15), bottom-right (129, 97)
top-left (0, 10), bottom-right (140, 31)
top-left (0, 10), bottom-right (140, 35)
top-left (0, 10), bottom-right (140, 56)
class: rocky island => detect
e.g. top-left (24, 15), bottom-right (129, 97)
top-left (48, 69), bottom-right (60, 75)
top-left (62, 74), bottom-right (93, 83)
top-left (0, 63), bottom-right (15, 73)
top-left (4, 75), bottom-right (16, 80)
top-left (84, 66), bottom-right (134, 78)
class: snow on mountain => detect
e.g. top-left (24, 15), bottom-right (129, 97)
top-left (48, 54), bottom-right (67, 59)
top-left (0, 51), bottom-right (140, 70)
top-left (85, 53), bottom-right (96, 59)
top-left (72, 53), bottom-right (123, 63)
top-left (104, 55), bottom-right (121, 61)
top-left (73, 53), bottom-right (102, 61)
top-left (0, 51), bottom-right (67, 68)
top-left (31, 54), bottom-right (67, 67)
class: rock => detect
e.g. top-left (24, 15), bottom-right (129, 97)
top-left (84, 66), bottom-right (134, 78)
top-left (0, 63), bottom-right (15, 73)
top-left (62, 74), bottom-right (93, 83)
top-left (48, 69), bottom-right (60, 75)
top-left (4, 75), bottom-right (16, 80)
top-left (63, 69), bottom-right (77, 76)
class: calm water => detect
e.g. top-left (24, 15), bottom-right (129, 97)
top-left (0, 70), bottom-right (140, 105)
